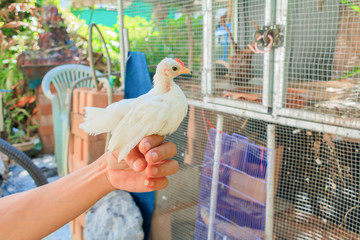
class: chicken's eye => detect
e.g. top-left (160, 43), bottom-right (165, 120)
top-left (172, 66), bottom-right (178, 71)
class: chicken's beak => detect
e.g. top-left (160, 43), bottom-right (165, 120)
top-left (178, 67), bottom-right (191, 75)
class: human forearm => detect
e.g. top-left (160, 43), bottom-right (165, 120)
top-left (0, 155), bottom-right (114, 240)
top-left (0, 135), bottom-right (178, 240)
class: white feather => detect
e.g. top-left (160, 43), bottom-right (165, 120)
top-left (80, 58), bottom-right (188, 162)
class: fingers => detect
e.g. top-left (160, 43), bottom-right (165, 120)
top-left (138, 135), bottom-right (165, 155)
top-left (145, 141), bottom-right (177, 164)
top-left (109, 135), bottom-right (177, 172)
top-left (107, 135), bottom-right (178, 193)
top-left (124, 147), bottom-right (147, 171)
top-left (143, 159), bottom-right (179, 191)
top-left (110, 148), bottom-right (147, 172)
top-left (144, 177), bottom-right (169, 190)
top-left (146, 159), bottom-right (179, 178)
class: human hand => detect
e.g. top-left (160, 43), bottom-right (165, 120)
top-left (101, 135), bottom-right (179, 192)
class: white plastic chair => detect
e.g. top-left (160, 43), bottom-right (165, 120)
top-left (41, 64), bottom-right (112, 176)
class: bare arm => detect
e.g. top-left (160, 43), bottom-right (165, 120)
top-left (0, 135), bottom-right (177, 240)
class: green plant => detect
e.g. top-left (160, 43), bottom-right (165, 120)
top-left (341, 0), bottom-right (360, 12)
top-left (0, 1), bottom-right (41, 144)
top-left (4, 81), bottom-right (38, 144)
top-left (0, 1), bottom-right (41, 89)
top-left (66, 5), bottom-right (203, 74)
top-left (335, 66), bottom-right (360, 80)
top-left (61, 8), bottom-right (121, 72)
top-left (123, 14), bottom-right (203, 71)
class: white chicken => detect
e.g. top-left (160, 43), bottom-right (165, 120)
top-left (80, 58), bottom-right (190, 162)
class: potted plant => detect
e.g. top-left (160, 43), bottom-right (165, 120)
top-left (3, 80), bottom-right (42, 156)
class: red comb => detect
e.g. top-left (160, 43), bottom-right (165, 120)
top-left (175, 58), bottom-right (185, 68)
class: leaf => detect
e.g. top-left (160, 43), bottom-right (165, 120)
top-left (2, 21), bottom-right (38, 31)
top-left (32, 107), bottom-right (37, 115)
top-left (0, 10), bottom-right (9, 20)
top-left (15, 95), bottom-right (36, 108)
top-left (2, 21), bottom-right (28, 29)
top-left (335, 66), bottom-right (360, 80)
top-left (341, 0), bottom-right (360, 12)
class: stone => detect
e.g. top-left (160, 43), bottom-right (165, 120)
top-left (84, 190), bottom-right (144, 240)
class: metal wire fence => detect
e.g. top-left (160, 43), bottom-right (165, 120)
top-left (277, 0), bottom-right (360, 127)
top-left (120, 0), bottom-right (360, 239)
top-left (122, 0), bottom-right (203, 100)
top-left (212, 0), bottom-right (265, 103)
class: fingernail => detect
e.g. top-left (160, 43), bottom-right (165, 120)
top-left (151, 152), bottom-right (158, 161)
top-left (144, 142), bottom-right (151, 151)
top-left (133, 159), bottom-right (143, 170)
top-left (151, 167), bottom-right (158, 175)
top-left (144, 179), bottom-right (154, 187)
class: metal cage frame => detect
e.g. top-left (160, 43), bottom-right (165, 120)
top-left (116, 0), bottom-right (360, 239)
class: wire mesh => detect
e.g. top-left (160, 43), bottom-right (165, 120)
top-left (159, 108), bottom-right (271, 240)
top-left (212, 0), bottom-right (265, 104)
top-left (118, 1), bottom-right (360, 239)
top-left (194, 129), bottom-right (269, 240)
top-left (275, 126), bottom-right (360, 239)
top-left (122, 0), bottom-right (203, 100)
top-left (283, 0), bottom-right (360, 121)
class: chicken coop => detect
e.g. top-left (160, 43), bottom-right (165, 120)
top-left (116, 0), bottom-right (360, 239)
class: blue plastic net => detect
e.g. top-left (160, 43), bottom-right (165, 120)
top-left (194, 128), bottom-right (268, 240)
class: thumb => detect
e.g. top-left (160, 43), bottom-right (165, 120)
top-left (108, 148), bottom-right (147, 171)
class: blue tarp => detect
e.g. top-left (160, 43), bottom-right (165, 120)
top-left (124, 52), bottom-right (152, 99)
top-left (124, 51), bottom-right (154, 240)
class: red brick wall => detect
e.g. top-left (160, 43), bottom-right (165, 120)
top-left (36, 85), bottom-right (56, 154)
top-left (69, 88), bottom-right (124, 240)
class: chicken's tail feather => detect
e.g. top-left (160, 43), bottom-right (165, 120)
top-left (79, 107), bottom-right (112, 135)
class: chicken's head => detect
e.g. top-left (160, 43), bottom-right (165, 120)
top-left (157, 58), bottom-right (191, 79)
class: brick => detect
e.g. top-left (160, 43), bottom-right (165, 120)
top-left (70, 220), bottom-right (75, 233)
top-left (68, 154), bottom-right (75, 173)
top-left (86, 89), bottom-right (109, 108)
top-left (39, 115), bottom-right (53, 126)
top-left (71, 113), bottom-right (98, 141)
top-left (74, 136), bottom-right (83, 161)
top-left (79, 89), bottom-right (89, 115)
top-left (77, 213), bottom-right (86, 227)
top-left (69, 153), bottom-right (86, 172)
top-left (36, 84), bottom-right (56, 94)
top-left (74, 157), bottom-right (86, 171)
top-left (73, 88), bottom-right (91, 114)
top-left (68, 154), bottom-right (74, 173)
top-left (72, 88), bottom-right (80, 114)
top-left (68, 134), bottom-right (74, 155)
top-left (41, 134), bottom-right (54, 145)
top-left (39, 125), bottom-right (53, 136)
top-left (42, 143), bottom-right (54, 154)
top-left (38, 103), bottom-right (52, 116)
top-left (98, 133), bottom-right (107, 141)
top-left (71, 215), bottom-right (86, 240)
top-left (84, 88), bottom-right (125, 109)
top-left (112, 89), bottom-right (124, 102)
top-left (37, 94), bottom-right (52, 105)
top-left (74, 219), bottom-right (84, 240)
top-left (83, 140), bottom-right (105, 164)
top-left (50, 84), bottom-right (56, 93)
